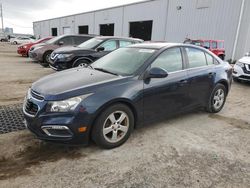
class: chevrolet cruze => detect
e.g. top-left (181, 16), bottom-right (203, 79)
top-left (23, 43), bottom-right (232, 149)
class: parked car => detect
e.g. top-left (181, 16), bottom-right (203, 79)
top-left (184, 38), bottom-right (225, 60)
top-left (29, 34), bottom-right (95, 67)
top-left (49, 36), bottom-right (143, 71)
top-left (17, 37), bottom-right (52, 57)
top-left (23, 43), bottom-right (232, 149)
top-left (233, 53), bottom-right (250, 82)
top-left (0, 33), bottom-right (8, 42)
top-left (10, 36), bottom-right (35, 45)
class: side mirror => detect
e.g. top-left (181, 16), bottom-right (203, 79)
top-left (144, 67), bottom-right (168, 79)
top-left (58, 41), bottom-right (64, 46)
top-left (96, 47), bottom-right (105, 52)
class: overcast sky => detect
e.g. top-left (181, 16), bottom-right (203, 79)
top-left (1, 0), bottom-right (145, 34)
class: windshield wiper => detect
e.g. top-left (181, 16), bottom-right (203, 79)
top-left (87, 64), bottom-right (94, 69)
top-left (94, 68), bottom-right (119, 76)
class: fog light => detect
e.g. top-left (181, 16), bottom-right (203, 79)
top-left (78, 127), bottom-right (87, 133)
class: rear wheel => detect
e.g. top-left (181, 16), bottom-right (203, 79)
top-left (41, 51), bottom-right (52, 67)
top-left (206, 84), bottom-right (227, 113)
top-left (13, 41), bottom-right (17, 45)
top-left (91, 103), bottom-right (134, 149)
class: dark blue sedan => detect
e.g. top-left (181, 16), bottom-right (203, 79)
top-left (23, 43), bottom-right (233, 149)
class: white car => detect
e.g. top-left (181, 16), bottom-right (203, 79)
top-left (10, 37), bottom-right (34, 45)
top-left (233, 53), bottom-right (250, 82)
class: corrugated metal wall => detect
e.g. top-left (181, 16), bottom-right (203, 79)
top-left (33, 0), bottom-right (250, 60)
top-left (164, 0), bottom-right (243, 59)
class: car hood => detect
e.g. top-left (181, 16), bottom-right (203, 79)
top-left (53, 46), bottom-right (95, 54)
top-left (32, 67), bottom-right (123, 100)
top-left (239, 57), bottom-right (250, 65)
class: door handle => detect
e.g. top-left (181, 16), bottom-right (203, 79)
top-left (179, 79), bottom-right (188, 85)
top-left (208, 72), bottom-right (216, 77)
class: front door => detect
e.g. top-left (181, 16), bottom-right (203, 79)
top-left (143, 47), bottom-right (190, 122)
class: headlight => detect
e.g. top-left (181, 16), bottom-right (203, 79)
top-left (23, 45), bottom-right (28, 49)
top-left (57, 54), bottom-right (73, 61)
top-left (235, 61), bottom-right (245, 68)
top-left (47, 93), bottom-right (92, 112)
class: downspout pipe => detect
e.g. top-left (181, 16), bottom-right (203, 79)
top-left (232, 0), bottom-right (245, 61)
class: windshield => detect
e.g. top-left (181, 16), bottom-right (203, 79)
top-left (92, 48), bottom-right (156, 76)
top-left (45, 36), bottom-right (62, 44)
top-left (78, 38), bottom-right (103, 49)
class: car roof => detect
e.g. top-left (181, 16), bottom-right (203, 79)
top-left (95, 36), bottom-right (143, 42)
top-left (128, 42), bottom-right (182, 49)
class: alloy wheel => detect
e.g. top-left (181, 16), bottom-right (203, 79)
top-left (102, 111), bottom-right (129, 143)
top-left (213, 88), bottom-right (225, 110)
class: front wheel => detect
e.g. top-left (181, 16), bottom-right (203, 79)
top-left (91, 104), bottom-right (134, 149)
top-left (73, 58), bottom-right (92, 68)
top-left (41, 51), bottom-right (52, 67)
top-left (206, 84), bottom-right (227, 113)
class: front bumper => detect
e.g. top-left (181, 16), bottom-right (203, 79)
top-left (29, 51), bottom-right (42, 61)
top-left (233, 64), bottom-right (250, 81)
top-left (49, 58), bottom-right (71, 71)
top-left (23, 91), bottom-right (94, 145)
top-left (17, 48), bottom-right (27, 56)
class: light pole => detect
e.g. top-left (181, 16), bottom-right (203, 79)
top-left (0, 3), bottom-right (4, 34)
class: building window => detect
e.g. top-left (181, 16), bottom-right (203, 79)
top-left (78, 25), bottom-right (89, 34)
top-left (51, 28), bottom-right (57, 36)
top-left (100, 24), bottom-right (114, 36)
top-left (129, 20), bottom-right (153, 41)
top-left (196, 0), bottom-right (210, 9)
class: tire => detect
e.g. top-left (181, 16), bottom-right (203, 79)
top-left (206, 84), bottom-right (227, 113)
top-left (73, 58), bottom-right (92, 68)
top-left (41, 51), bottom-right (52, 67)
top-left (91, 103), bottom-right (134, 149)
top-left (13, 41), bottom-right (17, 45)
top-left (0, 39), bottom-right (4, 42)
top-left (218, 55), bottom-right (225, 60)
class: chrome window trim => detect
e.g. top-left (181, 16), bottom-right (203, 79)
top-left (41, 125), bottom-right (73, 138)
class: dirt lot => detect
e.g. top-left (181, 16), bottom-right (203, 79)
top-left (0, 43), bottom-right (249, 188)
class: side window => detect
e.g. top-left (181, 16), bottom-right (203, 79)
top-left (212, 41), bottom-right (217, 49)
top-left (204, 41), bottom-right (210, 49)
top-left (119, 40), bottom-right (133, 48)
top-left (205, 53), bottom-right (214, 65)
top-left (59, 37), bottom-right (73, 45)
top-left (151, 48), bottom-right (183, 73)
top-left (73, 36), bottom-right (90, 45)
top-left (100, 40), bottom-right (117, 51)
top-left (186, 48), bottom-right (207, 68)
top-left (218, 42), bottom-right (224, 49)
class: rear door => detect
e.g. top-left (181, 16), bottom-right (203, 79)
top-left (184, 47), bottom-right (216, 106)
top-left (143, 47), bottom-right (190, 122)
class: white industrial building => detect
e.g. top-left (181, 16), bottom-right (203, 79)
top-left (33, 0), bottom-right (250, 60)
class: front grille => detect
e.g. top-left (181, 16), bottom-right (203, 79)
top-left (24, 100), bottom-right (39, 116)
top-left (243, 64), bottom-right (250, 74)
top-left (31, 90), bottom-right (44, 101)
top-left (239, 75), bottom-right (250, 80)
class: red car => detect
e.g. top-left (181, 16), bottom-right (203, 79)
top-left (17, 37), bottom-right (52, 57)
top-left (184, 39), bottom-right (225, 60)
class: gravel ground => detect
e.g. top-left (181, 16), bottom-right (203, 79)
top-left (0, 43), bottom-right (250, 188)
